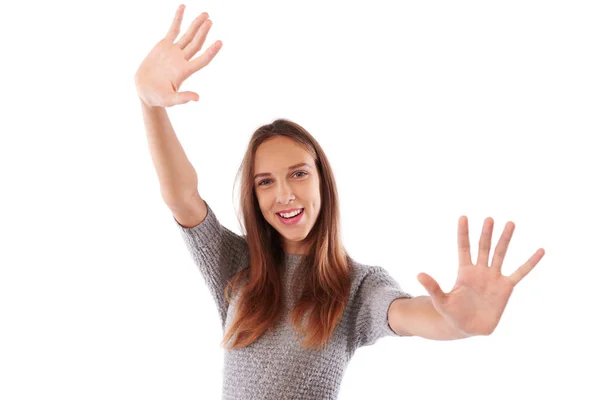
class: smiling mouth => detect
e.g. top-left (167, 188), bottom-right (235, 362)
top-left (276, 208), bottom-right (305, 224)
top-left (277, 208), bottom-right (304, 218)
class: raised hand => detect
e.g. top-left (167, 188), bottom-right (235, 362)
top-left (416, 216), bottom-right (545, 336)
top-left (135, 4), bottom-right (222, 107)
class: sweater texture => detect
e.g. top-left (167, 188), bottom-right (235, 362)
top-left (173, 201), bottom-right (413, 399)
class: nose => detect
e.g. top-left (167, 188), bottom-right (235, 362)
top-left (275, 181), bottom-right (295, 204)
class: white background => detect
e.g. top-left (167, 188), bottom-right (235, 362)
top-left (1, 0), bottom-right (599, 399)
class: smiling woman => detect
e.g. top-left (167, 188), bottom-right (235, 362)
top-left (170, 118), bottom-right (414, 399)
top-left (136, 4), bottom-right (549, 396)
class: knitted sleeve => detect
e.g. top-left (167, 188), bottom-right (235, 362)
top-left (351, 266), bottom-right (413, 350)
top-left (172, 200), bottom-right (249, 329)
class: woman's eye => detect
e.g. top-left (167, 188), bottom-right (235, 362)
top-left (258, 172), bottom-right (306, 186)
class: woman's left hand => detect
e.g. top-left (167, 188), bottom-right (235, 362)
top-left (417, 216), bottom-right (545, 337)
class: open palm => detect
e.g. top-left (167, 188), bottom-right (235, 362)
top-left (417, 217), bottom-right (545, 336)
top-left (135, 5), bottom-right (222, 107)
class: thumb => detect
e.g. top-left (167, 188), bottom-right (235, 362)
top-left (417, 272), bottom-right (445, 301)
top-left (170, 91), bottom-right (199, 105)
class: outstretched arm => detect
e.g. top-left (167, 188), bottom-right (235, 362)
top-left (388, 216), bottom-right (545, 341)
top-left (388, 296), bottom-right (470, 340)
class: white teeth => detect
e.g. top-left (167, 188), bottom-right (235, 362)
top-left (278, 209), bottom-right (302, 218)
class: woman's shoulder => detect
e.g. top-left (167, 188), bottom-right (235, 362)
top-left (347, 257), bottom-right (391, 289)
top-left (348, 256), bottom-right (387, 275)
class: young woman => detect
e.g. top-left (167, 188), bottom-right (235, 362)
top-left (135, 5), bottom-right (545, 399)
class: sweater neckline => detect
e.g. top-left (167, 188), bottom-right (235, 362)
top-left (283, 253), bottom-right (305, 264)
top-left (284, 253), bottom-right (304, 259)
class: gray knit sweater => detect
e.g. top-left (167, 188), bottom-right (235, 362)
top-left (173, 201), bottom-right (413, 399)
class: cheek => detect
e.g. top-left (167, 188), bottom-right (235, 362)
top-left (311, 181), bottom-right (321, 201)
top-left (256, 192), bottom-right (272, 215)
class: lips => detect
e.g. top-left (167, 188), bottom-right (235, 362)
top-left (276, 208), bottom-right (305, 225)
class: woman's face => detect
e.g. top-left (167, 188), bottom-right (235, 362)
top-left (253, 136), bottom-right (321, 255)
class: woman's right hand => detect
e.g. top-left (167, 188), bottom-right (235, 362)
top-left (135, 4), bottom-right (222, 108)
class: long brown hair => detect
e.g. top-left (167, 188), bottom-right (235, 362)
top-left (221, 119), bottom-right (352, 351)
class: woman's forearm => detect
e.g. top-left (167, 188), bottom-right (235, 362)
top-left (390, 296), bottom-right (472, 341)
top-left (140, 99), bottom-right (199, 205)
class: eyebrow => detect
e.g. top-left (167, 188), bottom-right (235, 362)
top-left (254, 162), bottom-right (312, 180)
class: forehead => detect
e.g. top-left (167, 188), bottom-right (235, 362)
top-left (254, 136), bottom-right (313, 172)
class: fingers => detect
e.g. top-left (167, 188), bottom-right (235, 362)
top-left (458, 216), bottom-right (472, 267)
top-left (175, 12), bottom-right (209, 50)
top-left (166, 4), bottom-right (186, 42)
top-left (183, 18), bottom-right (213, 61)
top-left (186, 40), bottom-right (223, 76)
top-left (508, 248), bottom-right (545, 286)
top-left (476, 217), bottom-right (494, 267)
top-left (490, 221), bottom-right (515, 271)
